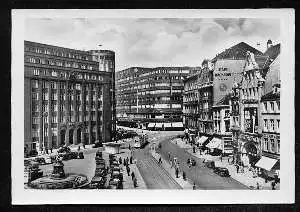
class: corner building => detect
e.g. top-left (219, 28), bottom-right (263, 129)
top-left (24, 41), bottom-right (116, 152)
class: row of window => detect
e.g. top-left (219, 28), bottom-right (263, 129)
top-left (25, 46), bottom-right (91, 61)
top-left (262, 101), bottom-right (280, 113)
top-left (263, 137), bottom-right (280, 154)
top-left (32, 68), bottom-right (104, 81)
top-left (263, 119), bottom-right (280, 132)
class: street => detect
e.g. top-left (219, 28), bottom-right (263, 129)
top-left (158, 138), bottom-right (249, 190)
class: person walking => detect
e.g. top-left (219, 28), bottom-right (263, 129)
top-left (126, 165), bottom-right (130, 176)
top-left (236, 164), bottom-right (240, 173)
top-left (126, 157), bottom-right (129, 165)
top-left (131, 172), bottom-right (135, 180)
top-left (175, 168), bottom-right (179, 178)
top-left (256, 182), bottom-right (260, 190)
top-left (183, 171), bottom-right (186, 181)
top-left (119, 157), bottom-right (122, 165)
top-left (158, 157), bottom-right (162, 164)
top-left (123, 158), bottom-right (126, 166)
top-left (192, 183), bottom-right (196, 190)
top-left (130, 156), bottom-right (133, 164)
top-left (271, 181), bottom-right (276, 190)
top-left (133, 177), bottom-right (138, 188)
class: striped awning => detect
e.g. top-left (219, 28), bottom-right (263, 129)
top-left (255, 156), bottom-right (278, 171)
top-left (156, 123), bottom-right (163, 128)
top-left (196, 136), bottom-right (208, 145)
top-left (164, 123), bottom-right (172, 128)
top-left (206, 138), bottom-right (222, 150)
top-left (148, 123), bottom-right (155, 128)
top-left (172, 122), bottom-right (183, 127)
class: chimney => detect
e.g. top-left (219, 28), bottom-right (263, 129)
top-left (267, 39), bottom-right (273, 50)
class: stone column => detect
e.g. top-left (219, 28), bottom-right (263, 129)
top-left (47, 81), bottom-right (52, 149)
top-left (88, 83), bottom-right (92, 144)
top-left (95, 84), bottom-right (99, 142)
top-left (38, 80), bottom-right (43, 152)
top-left (57, 81), bottom-right (61, 147)
top-left (73, 83), bottom-right (77, 123)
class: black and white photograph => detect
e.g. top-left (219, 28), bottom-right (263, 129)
top-left (11, 9), bottom-right (294, 204)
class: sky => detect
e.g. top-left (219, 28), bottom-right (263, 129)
top-left (25, 18), bottom-right (280, 71)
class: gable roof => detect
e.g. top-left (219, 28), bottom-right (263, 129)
top-left (212, 42), bottom-right (263, 62)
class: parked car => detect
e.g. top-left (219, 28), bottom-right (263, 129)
top-left (108, 178), bottom-right (122, 189)
top-left (214, 167), bottom-right (230, 177)
top-left (89, 176), bottom-right (106, 189)
top-left (78, 152), bottom-right (84, 159)
top-left (57, 146), bottom-right (71, 153)
top-left (205, 160), bottom-right (215, 169)
top-left (93, 142), bottom-right (103, 148)
top-left (187, 158), bottom-right (196, 166)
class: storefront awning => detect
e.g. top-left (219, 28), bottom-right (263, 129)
top-left (148, 123), bottom-right (155, 128)
top-left (196, 136), bottom-right (208, 145)
top-left (172, 122), bottom-right (183, 128)
top-left (206, 138), bottom-right (222, 150)
top-left (164, 123), bottom-right (172, 128)
top-left (255, 156), bottom-right (278, 171)
top-left (156, 123), bottom-right (163, 128)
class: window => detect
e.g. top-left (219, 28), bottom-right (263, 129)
top-left (32, 93), bottom-right (38, 100)
top-left (263, 102), bottom-right (268, 112)
top-left (264, 119), bottom-right (268, 131)
top-left (270, 139), bottom-right (275, 152)
top-left (52, 71), bottom-right (57, 77)
top-left (32, 80), bottom-right (39, 88)
top-left (33, 69), bottom-right (39, 76)
top-left (276, 101), bottom-right (280, 111)
top-left (277, 120), bottom-right (280, 131)
top-left (264, 138), bottom-right (269, 151)
top-left (277, 140), bottom-right (280, 153)
top-left (270, 102), bottom-right (275, 112)
top-left (270, 119), bottom-right (275, 131)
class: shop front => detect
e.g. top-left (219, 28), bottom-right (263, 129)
top-left (239, 134), bottom-right (261, 167)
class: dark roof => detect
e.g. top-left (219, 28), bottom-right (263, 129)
top-left (261, 91), bottom-right (280, 101)
top-left (212, 42), bottom-right (263, 62)
top-left (264, 44), bottom-right (280, 60)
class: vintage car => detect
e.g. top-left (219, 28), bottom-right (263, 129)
top-left (187, 158), bottom-right (196, 166)
top-left (44, 156), bottom-right (53, 164)
top-left (111, 170), bottom-right (123, 182)
top-left (78, 152), bottom-right (84, 159)
top-left (108, 178), bottom-right (122, 189)
top-left (213, 167), bottom-right (230, 177)
top-left (89, 176), bottom-right (106, 189)
top-left (95, 158), bottom-right (106, 164)
top-left (205, 160), bottom-right (215, 169)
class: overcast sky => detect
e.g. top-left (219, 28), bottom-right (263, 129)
top-left (25, 18), bottom-right (280, 71)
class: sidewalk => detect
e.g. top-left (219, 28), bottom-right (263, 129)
top-left (116, 148), bottom-right (147, 189)
top-left (170, 137), bottom-right (280, 190)
top-left (150, 150), bottom-right (194, 189)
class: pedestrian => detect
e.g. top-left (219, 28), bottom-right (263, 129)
top-left (183, 171), bottom-right (186, 181)
top-left (133, 178), bottom-right (138, 188)
top-left (130, 156), bottom-right (133, 164)
top-left (256, 182), bottom-right (260, 190)
top-left (50, 148), bottom-right (53, 153)
top-left (271, 181), bottom-right (276, 190)
top-left (131, 172), bottom-right (135, 180)
top-left (129, 144), bottom-right (131, 150)
top-left (119, 157), bottom-right (122, 165)
top-left (123, 158), bottom-right (126, 166)
top-left (126, 157), bottom-right (129, 165)
top-left (158, 157), bottom-right (162, 164)
top-left (192, 183), bottom-right (196, 190)
top-left (237, 165), bottom-right (240, 173)
top-left (193, 146), bottom-right (196, 153)
top-left (127, 166), bottom-right (130, 176)
top-left (175, 168), bottom-right (179, 178)
top-left (220, 155), bottom-right (222, 162)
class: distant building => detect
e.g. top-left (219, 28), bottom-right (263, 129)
top-left (24, 41), bottom-right (116, 153)
top-left (116, 67), bottom-right (198, 130)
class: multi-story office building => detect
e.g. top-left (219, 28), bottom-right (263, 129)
top-left (183, 73), bottom-right (200, 135)
top-left (116, 67), bottom-right (198, 130)
top-left (24, 41), bottom-right (116, 153)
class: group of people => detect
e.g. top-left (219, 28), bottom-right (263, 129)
top-left (118, 154), bottom-right (138, 188)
